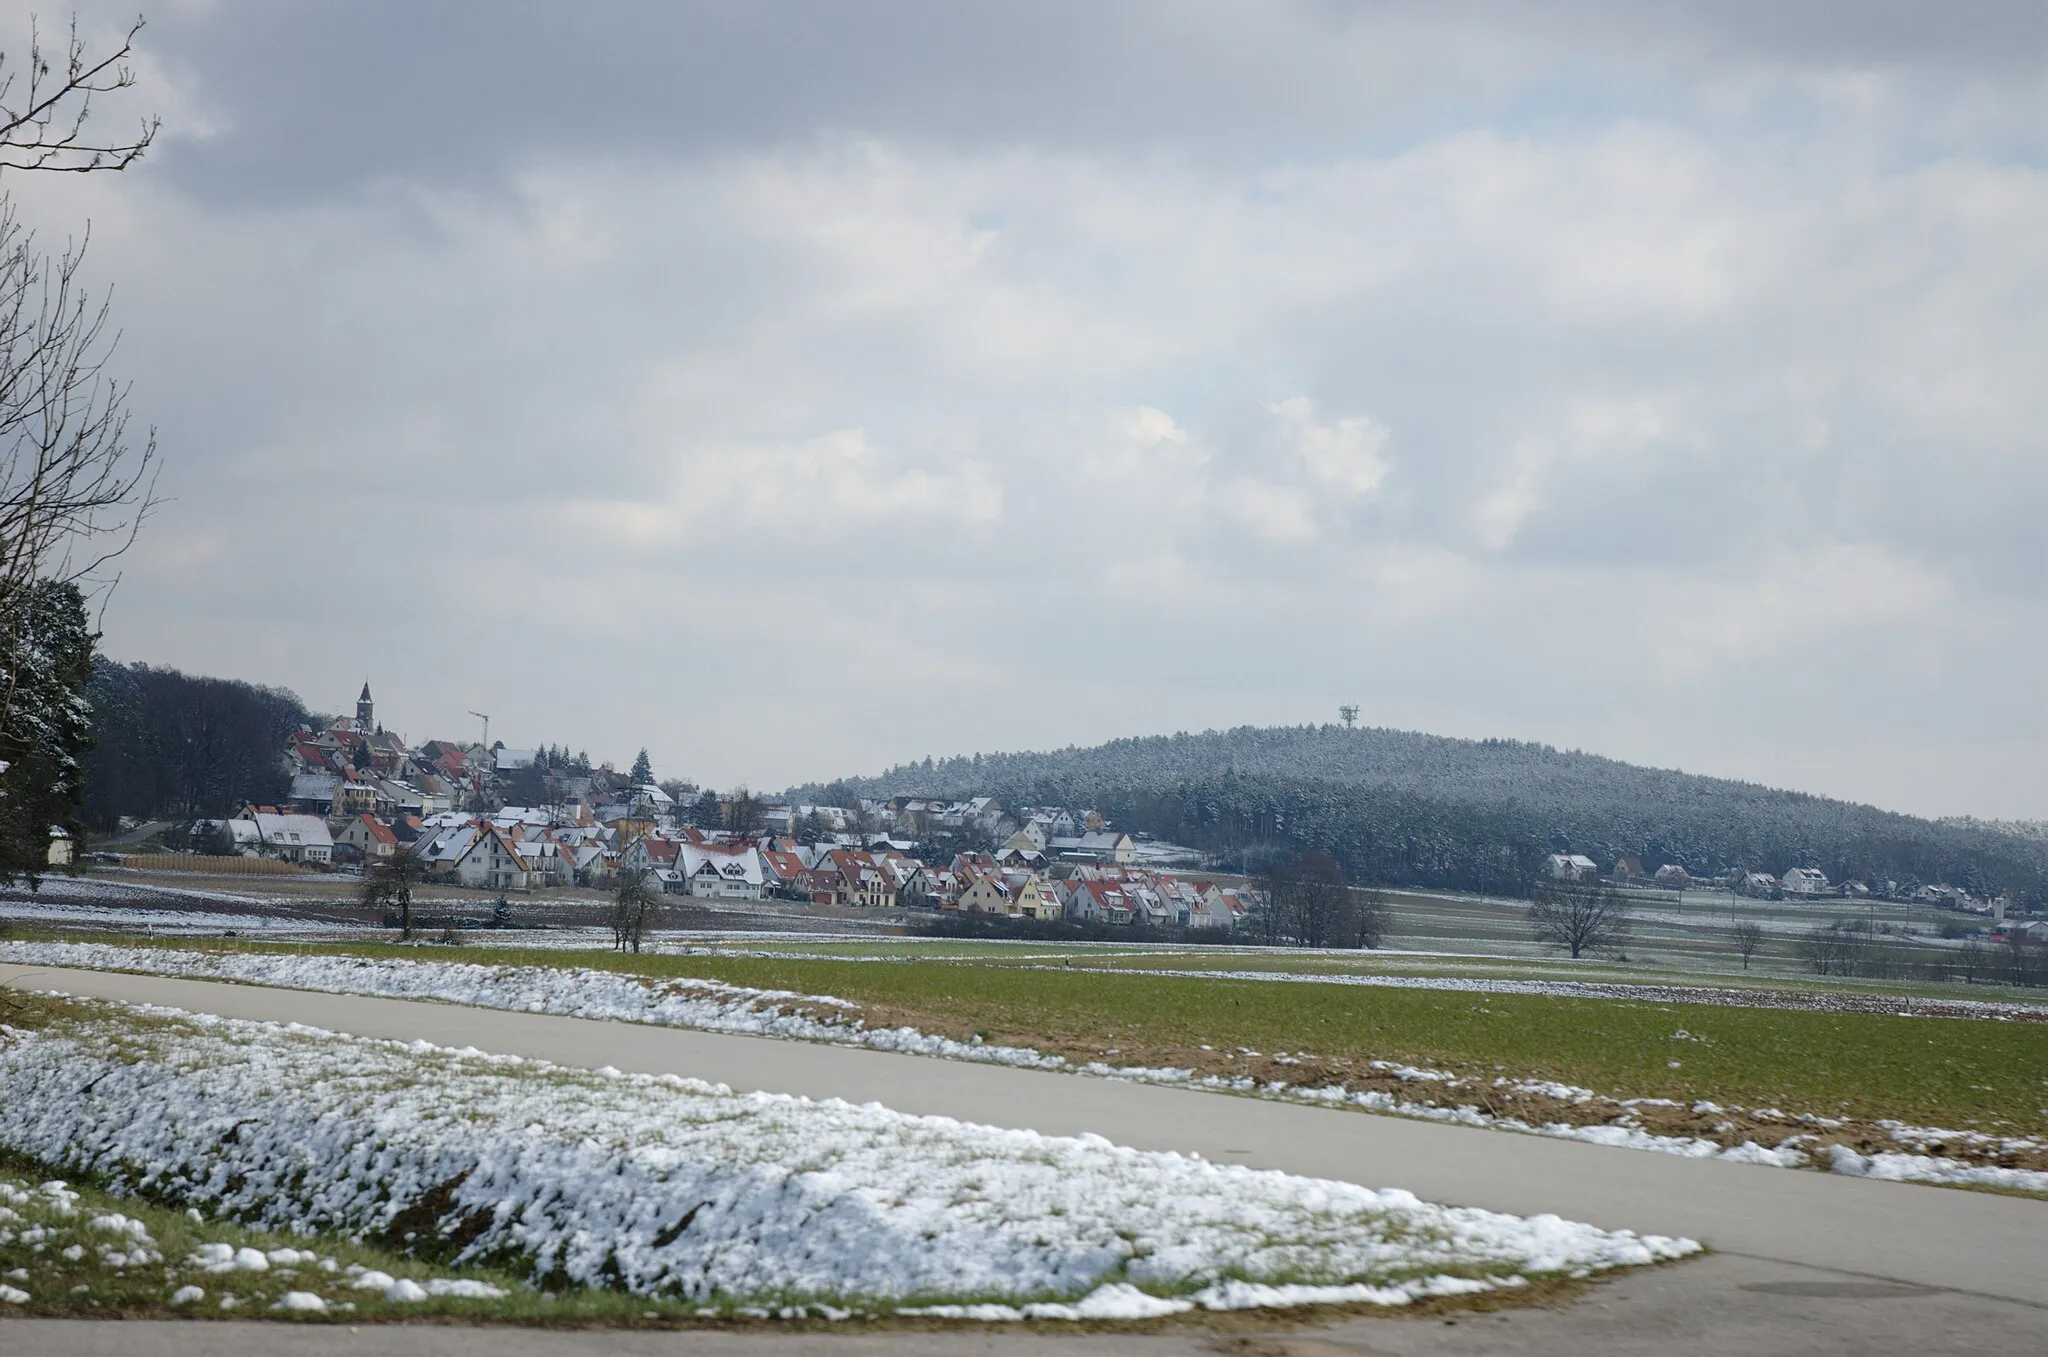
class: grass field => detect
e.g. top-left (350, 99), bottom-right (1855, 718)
top-left (73, 934), bottom-right (2048, 1136)
top-left (0, 1146), bottom-right (548, 1321)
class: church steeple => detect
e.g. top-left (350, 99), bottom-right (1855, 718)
top-left (357, 681), bottom-right (374, 730)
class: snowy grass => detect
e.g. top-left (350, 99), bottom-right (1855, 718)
top-left (8, 940), bottom-right (2045, 1195)
top-left (0, 1161), bottom-right (545, 1320)
top-left (0, 995), bottom-right (1698, 1320)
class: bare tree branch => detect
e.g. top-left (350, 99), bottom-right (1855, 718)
top-left (0, 200), bottom-right (158, 729)
top-left (0, 15), bottom-right (158, 176)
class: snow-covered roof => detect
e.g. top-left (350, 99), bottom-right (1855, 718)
top-left (247, 813), bottom-right (333, 848)
top-left (679, 844), bottom-right (763, 886)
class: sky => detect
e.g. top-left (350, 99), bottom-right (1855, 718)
top-left (7, 2), bottom-right (2048, 816)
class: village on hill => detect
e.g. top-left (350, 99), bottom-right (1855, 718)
top-left (201, 684), bottom-right (1256, 929)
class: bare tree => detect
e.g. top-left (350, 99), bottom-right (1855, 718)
top-left (610, 868), bottom-right (660, 953)
top-left (362, 844), bottom-right (427, 940)
top-left (1529, 882), bottom-right (1631, 959)
top-left (1251, 852), bottom-right (1387, 949)
top-left (2003, 935), bottom-right (2041, 989)
top-left (1729, 916), bottom-right (1766, 971)
top-left (0, 17), bottom-right (159, 745)
top-left (1351, 886), bottom-right (1391, 950)
top-left (1955, 938), bottom-right (1987, 985)
top-left (1798, 921), bottom-right (1870, 977)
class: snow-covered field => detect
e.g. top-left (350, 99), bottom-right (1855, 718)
top-left (0, 899), bottom-right (339, 934)
top-left (0, 1000), bottom-right (1697, 1317)
top-left (7, 941), bottom-right (2044, 1195)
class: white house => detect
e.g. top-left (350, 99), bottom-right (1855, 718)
top-left (237, 811), bottom-right (333, 864)
top-left (678, 844), bottom-right (764, 900)
top-left (1780, 867), bottom-right (1830, 897)
top-left (1545, 853), bottom-right (1599, 882)
top-left (1186, 881), bottom-right (1238, 929)
top-left (452, 827), bottom-right (536, 891)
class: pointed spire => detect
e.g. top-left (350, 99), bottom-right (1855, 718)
top-left (359, 680), bottom-right (373, 702)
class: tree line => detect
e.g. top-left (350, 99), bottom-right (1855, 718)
top-left (80, 658), bottom-right (310, 830)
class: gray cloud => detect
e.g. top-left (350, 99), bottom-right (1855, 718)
top-left (9, 1), bottom-right (2048, 816)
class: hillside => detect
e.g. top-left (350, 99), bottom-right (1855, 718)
top-left (800, 726), bottom-right (2048, 902)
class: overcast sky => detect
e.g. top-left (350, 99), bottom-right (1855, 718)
top-left (11, 2), bottom-right (2048, 815)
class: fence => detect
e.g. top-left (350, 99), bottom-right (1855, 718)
top-left (113, 853), bottom-right (313, 876)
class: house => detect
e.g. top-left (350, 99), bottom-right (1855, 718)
top-left (1652, 864), bottom-right (1690, 889)
top-left (956, 867), bottom-right (1015, 915)
top-left (288, 772), bottom-right (340, 814)
top-left (1780, 867), bottom-right (1830, 898)
top-left (1003, 823), bottom-right (1048, 854)
top-left (1186, 881), bottom-right (1237, 930)
top-left (1048, 831), bottom-right (1135, 864)
top-left (46, 827), bottom-right (73, 866)
top-left (1545, 853), bottom-right (1599, 882)
top-left (621, 835), bottom-right (682, 878)
top-left (1736, 871), bottom-right (1782, 900)
top-left (415, 822), bottom-right (481, 874)
top-left (1065, 878), bottom-right (1137, 925)
top-left (760, 848), bottom-right (809, 898)
top-left (218, 817), bottom-right (265, 855)
top-left (1029, 809), bottom-right (1077, 839)
top-left (334, 814), bottom-right (399, 860)
top-left (1613, 858), bottom-right (1646, 883)
top-left (234, 810), bottom-right (334, 864)
top-left (678, 843), bottom-right (765, 900)
top-left (819, 848), bottom-right (898, 908)
top-left (333, 779), bottom-right (382, 819)
top-left (453, 826), bottom-right (537, 891)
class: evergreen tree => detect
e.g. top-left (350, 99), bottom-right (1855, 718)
top-left (690, 789), bottom-right (722, 830)
top-left (630, 748), bottom-right (653, 784)
top-left (0, 581), bottom-right (95, 883)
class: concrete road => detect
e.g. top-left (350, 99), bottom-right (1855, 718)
top-left (4, 963), bottom-right (2044, 1354)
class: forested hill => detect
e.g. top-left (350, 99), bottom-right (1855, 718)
top-left (801, 725), bottom-right (2048, 902)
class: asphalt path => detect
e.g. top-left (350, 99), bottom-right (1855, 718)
top-left (4, 962), bottom-right (2045, 1354)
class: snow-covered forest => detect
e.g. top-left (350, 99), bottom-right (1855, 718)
top-left (799, 726), bottom-right (2048, 902)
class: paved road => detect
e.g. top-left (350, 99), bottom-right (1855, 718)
top-left (9, 1254), bottom-right (2044, 1356)
top-left (4, 963), bottom-right (2044, 1354)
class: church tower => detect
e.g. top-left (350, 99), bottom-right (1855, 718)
top-left (357, 681), bottom-right (374, 731)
